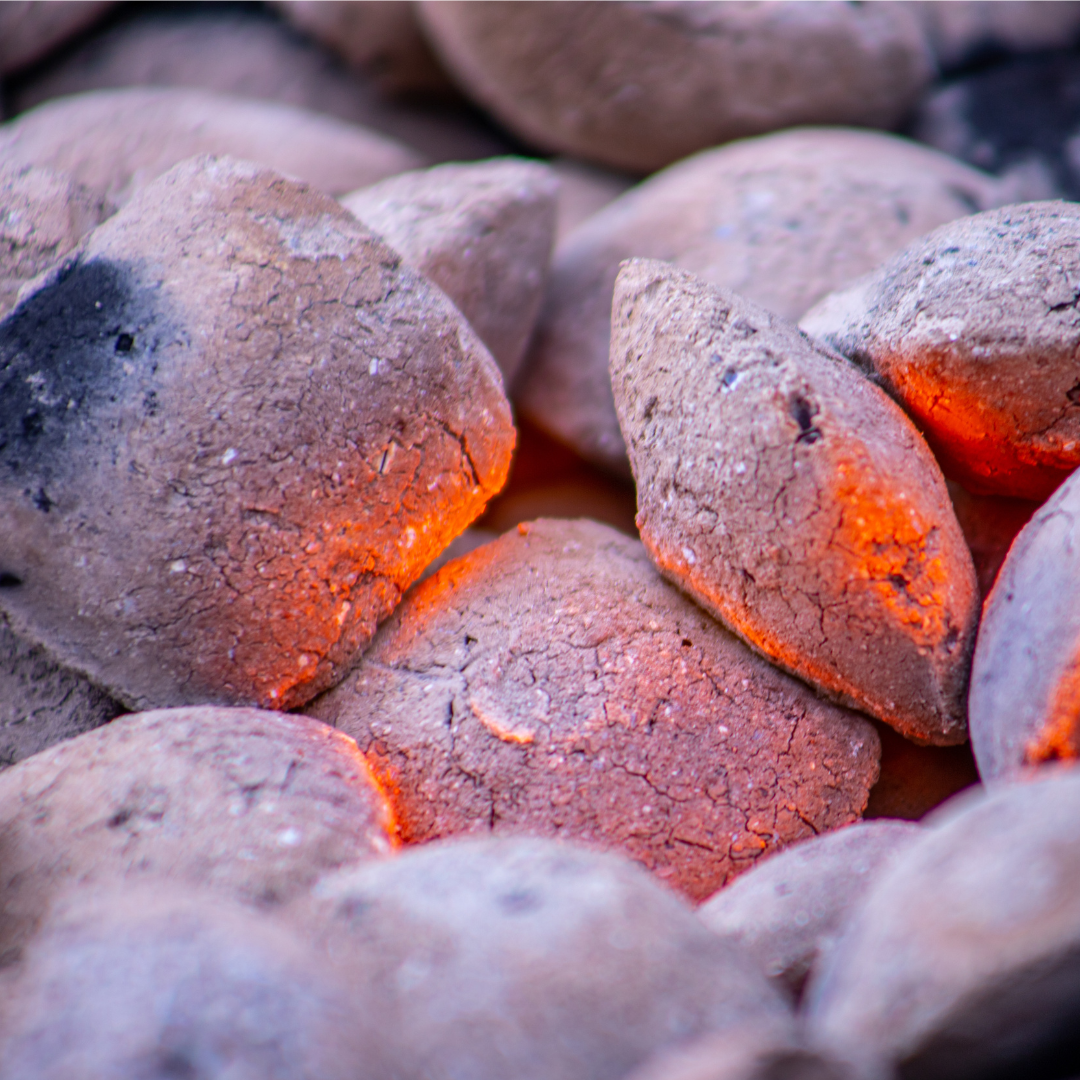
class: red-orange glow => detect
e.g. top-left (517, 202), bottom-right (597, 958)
top-left (1025, 658), bottom-right (1080, 765)
top-left (647, 445), bottom-right (965, 741)
top-left (354, 744), bottom-right (405, 849)
top-left (237, 417), bottom-right (515, 711)
top-left (886, 351), bottom-right (1078, 501)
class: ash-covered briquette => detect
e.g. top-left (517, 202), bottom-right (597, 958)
top-left (0, 154), bottom-right (514, 712)
top-left (417, 2), bottom-right (932, 174)
top-left (6, 6), bottom-right (510, 167)
top-left (300, 837), bottom-right (794, 1080)
top-left (806, 774), bottom-right (1080, 1080)
top-left (515, 128), bottom-right (1006, 477)
top-left (312, 517), bottom-right (880, 902)
top-left (970, 466), bottom-right (1080, 779)
top-left (802, 201), bottom-right (1080, 501)
top-left (698, 821), bottom-right (922, 1001)
top-left (0, 706), bottom-right (396, 964)
top-left (611, 260), bottom-right (979, 745)
top-left (0, 883), bottom-right (367, 1080)
top-left (343, 157), bottom-right (559, 382)
top-left (0, 85), bottom-right (421, 206)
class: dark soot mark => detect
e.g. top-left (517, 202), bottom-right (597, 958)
top-left (789, 394), bottom-right (822, 445)
top-left (0, 258), bottom-right (166, 499)
top-left (958, 52), bottom-right (1080, 199)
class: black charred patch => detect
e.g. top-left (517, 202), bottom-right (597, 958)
top-left (945, 51), bottom-right (1080, 199)
top-left (0, 258), bottom-right (169, 502)
top-left (107, 807), bottom-right (133, 828)
top-left (789, 394), bottom-right (822, 445)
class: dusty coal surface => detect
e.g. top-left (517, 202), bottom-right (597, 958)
top-left (0, 256), bottom-right (170, 508)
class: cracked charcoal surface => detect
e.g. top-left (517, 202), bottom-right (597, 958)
top-left (514, 128), bottom-right (1007, 476)
top-left (0, 161), bottom-right (113, 320)
top-left (0, 611), bottom-right (122, 769)
top-left (0, 883), bottom-right (366, 1080)
top-left (0, 86), bottom-right (421, 207)
top-left (802, 201), bottom-right (1080, 501)
top-left (698, 820), bottom-right (922, 1002)
top-left (611, 260), bottom-right (978, 746)
top-left (311, 517), bottom-right (880, 902)
top-left (343, 157), bottom-right (558, 382)
top-left (806, 773), bottom-right (1080, 1080)
top-left (0, 705), bottom-right (395, 965)
top-left (970, 466), bottom-right (1080, 780)
top-left (0, 154), bottom-right (514, 711)
top-left (303, 837), bottom-right (793, 1080)
top-left (418, 3), bottom-right (931, 174)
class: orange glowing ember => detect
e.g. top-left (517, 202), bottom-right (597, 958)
top-left (1025, 659), bottom-right (1080, 765)
top-left (885, 348), bottom-right (1079, 501)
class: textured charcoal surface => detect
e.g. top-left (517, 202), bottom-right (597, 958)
top-left (301, 837), bottom-right (794, 1080)
top-left (970, 466), bottom-right (1080, 780)
top-left (0, 161), bottom-right (113, 320)
top-left (0, 883), bottom-right (367, 1080)
top-left (806, 774), bottom-right (1080, 1080)
top-left (610, 260), bottom-right (978, 745)
top-left (698, 821), bottom-right (922, 1001)
top-left (802, 201), bottom-right (1080, 500)
top-left (0, 155), bottom-right (514, 712)
top-left (514, 128), bottom-right (1006, 476)
top-left (0, 705), bottom-right (396, 963)
top-left (343, 157), bottom-right (558, 382)
top-left (312, 518), bottom-right (880, 902)
top-left (418, 2), bottom-right (932, 173)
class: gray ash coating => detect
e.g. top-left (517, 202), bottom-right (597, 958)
top-left (0, 257), bottom-right (169, 508)
top-left (914, 51), bottom-right (1080, 199)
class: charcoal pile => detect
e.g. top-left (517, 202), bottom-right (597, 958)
top-left (3, 3), bottom-right (1080, 1078)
